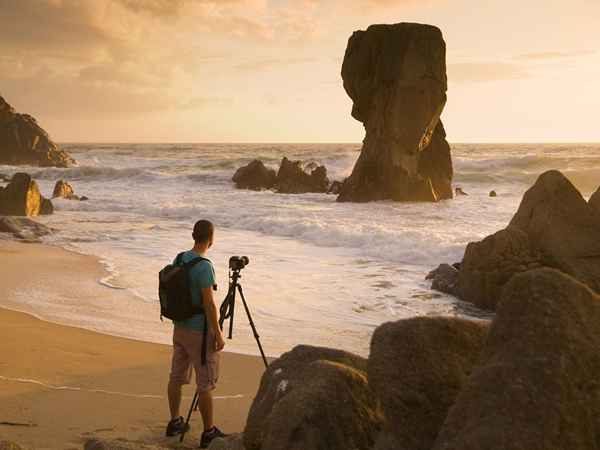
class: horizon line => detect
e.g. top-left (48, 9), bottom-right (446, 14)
top-left (57, 140), bottom-right (600, 145)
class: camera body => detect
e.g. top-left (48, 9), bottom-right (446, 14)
top-left (229, 255), bottom-right (249, 271)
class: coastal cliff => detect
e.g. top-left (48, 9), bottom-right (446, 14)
top-left (0, 96), bottom-right (75, 167)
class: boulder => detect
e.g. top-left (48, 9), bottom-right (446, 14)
top-left (0, 172), bottom-right (53, 216)
top-left (507, 170), bottom-right (600, 294)
top-left (434, 170), bottom-right (600, 310)
top-left (455, 187), bottom-right (468, 196)
top-left (369, 317), bottom-right (488, 450)
top-left (275, 157), bottom-right (329, 194)
top-left (337, 23), bottom-right (451, 203)
top-left (489, 190), bottom-right (497, 197)
top-left (52, 179), bottom-right (79, 200)
top-left (244, 345), bottom-right (380, 450)
top-left (456, 227), bottom-right (543, 310)
top-left (426, 263), bottom-right (459, 296)
top-left (0, 96), bottom-right (75, 167)
top-left (0, 216), bottom-right (54, 240)
top-left (433, 268), bottom-right (600, 450)
top-left (589, 186), bottom-right (600, 213)
top-left (232, 160), bottom-right (277, 190)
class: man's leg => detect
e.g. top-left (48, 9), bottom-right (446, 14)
top-left (196, 390), bottom-right (214, 431)
top-left (168, 379), bottom-right (184, 419)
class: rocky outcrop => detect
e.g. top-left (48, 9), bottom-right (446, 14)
top-left (369, 317), bottom-right (488, 450)
top-left (433, 269), bottom-right (600, 450)
top-left (430, 170), bottom-right (600, 310)
top-left (337, 23), bottom-right (452, 203)
top-left (52, 179), bottom-right (80, 200)
top-left (232, 158), bottom-right (329, 194)
top-left (0, 96), bottom-right (75, 167)
top-left (327, 180), bottom-right (344, 195)
top-left (275, 157), bottom-right (329, 194)
top-left (0, 216), bottom-right (54, 240)
top-left (232, 160), bottom-right (277, 190)
top-left (0, 173), bottom-right (53, 216)
top-left (589, 186), bottom-right (600, 213)
top-left (244, 345), bottom-right (381, 450)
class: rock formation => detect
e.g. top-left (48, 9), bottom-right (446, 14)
top-left (337, 23), bottom-right (452, 203)
top-left (433, 269), bottom-right (600, 450)
top-left (589, 186), bottom-right (600, 213)
top-left (489, 190), bottom-right (497, 197)
top-left (429, 170), bottom-right (600, 310)
top-left (0, 173), bottom-right (53, 216)
top-left (52, 179), bottom-right (80, 200)
top-left (232, 158), bottom-right (330, 194)
top-left (0, 96), bottom-right (75, 167)
top-left (244, 345), bottom-right (381, 450)
top-left (232, 160), bottom-right (277, 190)
top-left (369, 317), bottom-right (488, 450)
top-left (275, 157), bottom-right (329, 194)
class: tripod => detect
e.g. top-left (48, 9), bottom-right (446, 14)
top-left (180, 267), bottom-right (268, 442)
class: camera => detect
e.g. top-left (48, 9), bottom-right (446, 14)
top-left (229, 255), bottom-right (249, 271)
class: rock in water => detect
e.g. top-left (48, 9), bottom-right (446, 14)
top-left (232, 160), bottom-right (277, 190)
top-left (244, 345), bottom-right (381, 450)
top-left (52, 179), bottom-right (79, 200)
top-left (590, 186), bottom-right (600, 213)
top-left (0, 173), bottom-right (53, 216)
top-left (0, 96), bottom-right (75, 167)
top-left (369, 317), bottom-right (488, 450)
top-left (426, 263), bottom-right (460, 296)
top-left (337, 23), bottom-right (451, 202)
top-left (433, 269), bottom-right (600, 450)
top-left (275, 157), bottom-right (329, 194)
top-left (489, 190), bottom-right (497, 197)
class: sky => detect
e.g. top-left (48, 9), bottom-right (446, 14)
top-left (1, 0), bottom-right (600, 143)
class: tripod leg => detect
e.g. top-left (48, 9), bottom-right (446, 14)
top-left (180, 390), bottom-right (198, 443)
top-left (236, 284), bottom-right (269, 368)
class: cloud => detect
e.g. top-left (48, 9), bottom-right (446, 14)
top-left (515, 50), bottom-right (597, 61)
top-left (448, 62), bottom-right (530, 83)
top-left (234, 57), bottom-right (318, 71)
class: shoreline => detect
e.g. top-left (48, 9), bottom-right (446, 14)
top-left (0, 240), bottom-right (266, 449)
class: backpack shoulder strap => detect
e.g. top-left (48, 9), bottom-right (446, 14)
top-left (184, 256), bottom-right (211, 268)
top-left (175, 252), bottom-right (185, 266)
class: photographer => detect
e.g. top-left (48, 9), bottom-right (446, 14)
top-left (165, 219), bottom-right (226, 448)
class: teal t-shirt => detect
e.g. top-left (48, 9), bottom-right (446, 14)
top-left (172, 250), bottom-right (216, 332)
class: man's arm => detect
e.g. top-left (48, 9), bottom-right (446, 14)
top-left (201, 286), bottom-right (225, 351)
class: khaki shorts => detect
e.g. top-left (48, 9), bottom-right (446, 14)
top-left (169, 326), bottom-right (220, 392)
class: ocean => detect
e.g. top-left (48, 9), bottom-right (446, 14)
top-left (2, 143), bottom-right (599, 356)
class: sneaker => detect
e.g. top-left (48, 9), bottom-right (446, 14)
top-left (199, 426), bottom-right (227, 448)
top-left (166, 416), bottom-right (190, 437)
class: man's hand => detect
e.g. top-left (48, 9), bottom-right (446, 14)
top-left (215, 330), bottom-right (226, 352)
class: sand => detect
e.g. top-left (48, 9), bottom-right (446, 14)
top-left (0, 241), bottom-right (266, 449)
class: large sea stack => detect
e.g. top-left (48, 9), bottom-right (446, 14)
top-left (338, 23), bottom-right (452, 202)
top-left (0, 95), bottom-right (75, 167)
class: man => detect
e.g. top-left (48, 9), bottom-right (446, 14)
top-left (166, 219), bottom-right (227, 448)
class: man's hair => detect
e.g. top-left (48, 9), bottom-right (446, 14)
top-left (192, 219), bottom-right (214, 244)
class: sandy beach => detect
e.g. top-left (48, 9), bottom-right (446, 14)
top-left (0, 241), bottom-right (266, 449)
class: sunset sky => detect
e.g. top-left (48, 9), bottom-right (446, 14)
top-left (2, 0), bottom-right (600, 143)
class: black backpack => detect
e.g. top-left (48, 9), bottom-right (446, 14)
top-left (159, 252), bottom-right (209, 321)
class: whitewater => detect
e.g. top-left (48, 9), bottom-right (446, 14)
top-left (1, 143), bottom-right (599, 356)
